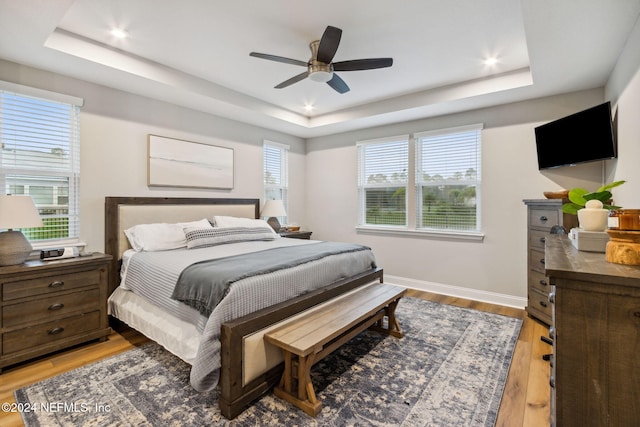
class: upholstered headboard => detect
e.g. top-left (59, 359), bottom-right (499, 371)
top-left (104, 197), bottom-right (260, 295)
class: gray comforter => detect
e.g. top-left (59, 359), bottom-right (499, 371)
top-left (172, 242), bottom-right (373, 317)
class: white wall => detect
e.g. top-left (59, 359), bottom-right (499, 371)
top-left (0, 60), bottom-right (306, 253)
top-left (606, 14), bottom-right (640, 208)
top-left (306, 90), bottom-right (606, 305)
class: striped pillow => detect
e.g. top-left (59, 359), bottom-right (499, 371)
top-left (184, 226), bottom-right (277, 249)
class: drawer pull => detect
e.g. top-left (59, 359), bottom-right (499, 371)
top-left (47, 327), bottom-right (64, 335)
top-left (539, 279), bottom-right (548, 286)
top-left (539, 237), bottom-right (546, 243)
top-left (540, 258), bottom-right (545, 265)
top-left (48, 280), bottom-right (65, 288)
top-left (539, 215), bottom-right (548, 222)
top-left (48, 303), bottom-right (64, 311)
top-left (539, 300), bottom-right (548, 308)
top-left (548, 292), bottom-right (556, 304)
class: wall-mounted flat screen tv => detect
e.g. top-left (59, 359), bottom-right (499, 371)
top-left (535, 101), bottom-right (616, 169)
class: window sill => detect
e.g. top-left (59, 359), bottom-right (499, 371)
top-left (355, 226), bottom-right (484, 242)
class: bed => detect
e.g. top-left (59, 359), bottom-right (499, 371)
top-left (104, 196), bottom-right (383, 418)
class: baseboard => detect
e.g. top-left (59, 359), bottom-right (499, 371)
top-left (384, 275), bottom-right (527, 309)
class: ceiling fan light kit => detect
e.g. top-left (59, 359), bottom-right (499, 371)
top-left (250, 25), bottom-right (393, 94)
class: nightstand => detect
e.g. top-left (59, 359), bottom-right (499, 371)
top-left (279, 231), bottom-right (313, 240)
top-left (0, 253), bottom-right (112, 372)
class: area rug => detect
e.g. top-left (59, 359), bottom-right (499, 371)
top-left (15, 297), bottom-right (522, 426)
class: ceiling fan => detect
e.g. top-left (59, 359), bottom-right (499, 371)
top-left (250, 26), bottom-right (393, 94)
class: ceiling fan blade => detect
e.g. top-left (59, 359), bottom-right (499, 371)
top-left (274, 71), bottom-right (310, 89)
top-left (250, 52), bottom-right (308, 67)
top-left (326, 73), bottom-right (350, 94)
top-left (333, 58), bottom-right (393, 71)
top-left (317, 26), bottom-right (342, 63)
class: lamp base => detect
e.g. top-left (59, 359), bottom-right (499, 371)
top-left (0, 230), bottom-right (34, 266)
top-left (267, 217), bottom-right (282, 233)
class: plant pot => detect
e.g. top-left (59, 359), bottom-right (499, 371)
top-left (577, 208), bottom-right (609, 231)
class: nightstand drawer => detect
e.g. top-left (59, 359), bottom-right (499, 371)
top-left (2, 288), bottom-right (101, 328)
top-left (2, 311), bottom-right (101, 355)
top-left (2, 268), bottom-right (102, 301)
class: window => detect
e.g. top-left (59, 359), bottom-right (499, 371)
top-left (357, 125), bottom-right (482, 239)
top-left (0, 82), bottom-right (82, 244)
top-left (263, 140), bottom-right (289, 222)
top-left (415, 125), bottom-right (482, 232)
top-left (357, 136), bottom-right (409, 227)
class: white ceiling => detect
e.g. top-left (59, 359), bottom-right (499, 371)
top-left (1, 0), bottom-right (639, 138)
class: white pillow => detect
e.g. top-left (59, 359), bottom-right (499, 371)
top-left (212, 216), bottom-right (277, 236)
top-left (124, 218), bottom-right (212, 251)
top-left (185, 226), bottom-right (277, 249)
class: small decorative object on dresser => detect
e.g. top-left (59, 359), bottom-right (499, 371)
top-left (0, 253), bottom-right (112, 372)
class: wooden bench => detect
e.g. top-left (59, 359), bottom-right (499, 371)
top-left (264, 283), bottom-right (406, 416)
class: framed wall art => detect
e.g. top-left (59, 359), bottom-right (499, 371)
top-left (147, 135), bottom-right (234, 189)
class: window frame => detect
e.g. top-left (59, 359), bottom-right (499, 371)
top-left (356, 135), bottom-right (409, 228)
top-left (356, 125), bottom-right (484, 242)
top-left (263, 140), bottom-right (289, 224)
top-left (0, 81), bottom-right (83, 248)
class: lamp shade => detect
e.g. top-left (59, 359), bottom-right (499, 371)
top-left (0, 195), bottom-right (43, 266)
top-left (261, 200), bottom-right (287, 218)
top-left (0, 195), bottom-right (44, 229)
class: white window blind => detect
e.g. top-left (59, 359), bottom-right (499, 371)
top-left (263, 140), bottom-right (289, 221)
top-left (415, 124), bottom-right (482, 232)
top-left (0, 87), bottom-right (81, 243)
top-left (357, 136), bottom-right (409, 226)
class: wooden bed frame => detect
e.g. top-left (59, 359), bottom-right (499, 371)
top-left (103, 196), bottom-right (383, 419)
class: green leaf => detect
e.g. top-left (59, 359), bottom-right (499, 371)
top-left (562, 202), bottom-right (582, 215)
top-left (584, 190), bottom-right (612, 202)
top-left (597, 180), bottom-right (625, 192)
top-left (568, 188), bottom-right (588, 206)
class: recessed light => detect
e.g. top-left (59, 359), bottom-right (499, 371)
top-left (110, 28), bottom-right (128, 39)
top-left (304, 104), bottom-right (314, 114)
top-left (484, 57), bottom-right (498, 66)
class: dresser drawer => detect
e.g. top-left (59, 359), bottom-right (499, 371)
top-left (529, 248), bottom-right (546, 274)
top-left (528, 269), bottom-right (551, 293)
top-left (529, 229), bottom-right (550, 250)
top-left (1, 268), bottom-right (102, 301)
top-left (529, 208), bottom-right (559, 229)
top-left (2, 311), bottom-right (101, 355)
top-left (528, 289), bottom-right (553, 321)
top-left (2, 288), bottom-right (100, 328)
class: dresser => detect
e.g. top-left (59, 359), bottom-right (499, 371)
top-left (523, 199), bottom-right (578, 325)
top-left (0, 253), bottom-right (112, 372)
top-left (545, 235), bottom-right (640, 426)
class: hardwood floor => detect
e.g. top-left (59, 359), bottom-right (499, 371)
top-left (0, 289), bottom-right (551, 427)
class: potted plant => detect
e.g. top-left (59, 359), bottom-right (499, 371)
top-left (562, 180), bottom-right (626, 214)
top-left (562, 180), bottom-right (625, 231)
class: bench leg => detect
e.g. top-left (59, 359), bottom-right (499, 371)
top-left (369, 299), bottom-right (404, 338)
top-left (274, 352), bottom-right (322, 417)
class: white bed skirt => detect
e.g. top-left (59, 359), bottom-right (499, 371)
top-left (108, 287), bottom-right (201, 365)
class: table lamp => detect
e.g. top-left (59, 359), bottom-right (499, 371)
top-left (261, 200), bottom-right (287, 232)
top-left (0, 195), bottom-right (44, 266)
